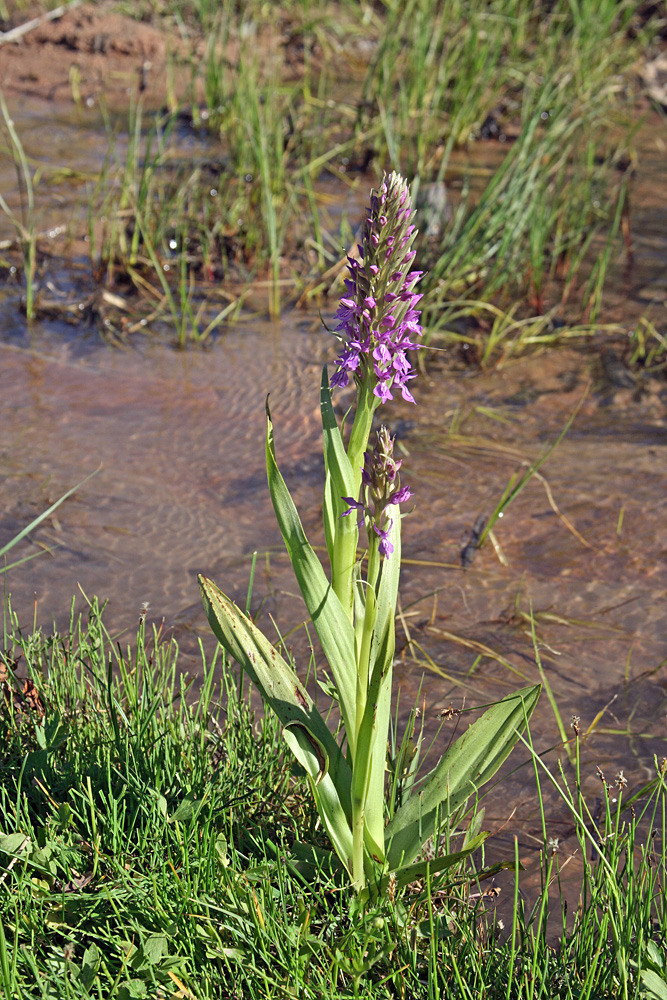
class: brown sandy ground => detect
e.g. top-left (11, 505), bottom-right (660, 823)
top-left (0, 1), bottom-right (186, 107)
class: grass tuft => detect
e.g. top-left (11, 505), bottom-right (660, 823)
top-left (1, 596), bottom-right (666, 997)
top-left (1, 0), bottom-right (661, 347)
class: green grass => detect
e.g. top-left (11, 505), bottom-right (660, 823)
top-left (1, 595), bottom-right (666, 998)
top-left (0, 90), bottom-right (38, 321)
top-left (1, 0), bottom-right (660, 348)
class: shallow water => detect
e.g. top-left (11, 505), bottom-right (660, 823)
top-left (1, 96), bottom-right (667, 891)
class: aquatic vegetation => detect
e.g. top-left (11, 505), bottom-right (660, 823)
top-left (201, 173), bottom-right (539, 892)
top-left (0, 471), bottom-right (96, 576)
top-left (1, 0), bottom-right (656, 348)
top-left (0, 90), bottom-right (37, 321)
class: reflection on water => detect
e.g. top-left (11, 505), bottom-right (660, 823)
top-left (1, 99), bottom-right (666, 890)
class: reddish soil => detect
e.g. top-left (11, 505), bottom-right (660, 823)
top-left (0, 2), bottom-right (184, 107)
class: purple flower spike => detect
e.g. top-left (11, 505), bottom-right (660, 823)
top-left (330, 172), bottom-right (425, 406)
top-left (340, 426), bottom-right (412, 559)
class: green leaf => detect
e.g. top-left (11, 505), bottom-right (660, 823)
top-left (214, 834), bottom-right (230, 868)
top-left (0, 833), bottom-right (31, 857)
top-left (80, 944), bottom-right (100, 991)
top-left (385, 685), bottom-right (540, 868)
top-left (361, 832), bottom-right (488, 903)
top-left (118, 980), bottom-right (148, 999)
top-left (142, 933), bottom-right (168, 966)
top-left (362, 513), bottom-right (401, 855)
top-left (169, 793), bottom-right (204, 825)
top-left (200, 575), bottom-right (354, 872)
top-left (353, 561), bottom-right (366, 650)
top-left (647, 942), bottom-right (666, 971)
top-left (265, 399), bottom-right (358, 751)
top-left (641, 970), bottom-right (667, 1000)
top-left (351, 669), bottom-right (388, 862)
top-left (320, 367), bottom-right (356, 560)
top-left (282, 723), bottom-right (354, 872)
top-left (56, 802), bottom-right (73, 830)
top-left (320, 367), bottom-right (359, 618)
top-left (284, 722), bottom-right (329, 783)
top-left (200, 577), bottom-right (348, 787)
top-left (31, 846), bottom-right (55, 872)
top-left (416, 915), bottom-right (453, 940)
top-left (31, 876), bottom-right (52, 894)
top-left (323, 471), bottom-right (338, 572)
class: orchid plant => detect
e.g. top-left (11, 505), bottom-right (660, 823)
top-left (200, 172), bottom-right (539, 893)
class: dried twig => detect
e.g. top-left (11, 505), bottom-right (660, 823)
top-left (0, 0), bottom-right (83, 47)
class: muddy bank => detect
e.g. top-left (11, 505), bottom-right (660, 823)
top-left (0, 0), bottom-right (301, 109)
top-left (0, 2), bottom-right (184, 107)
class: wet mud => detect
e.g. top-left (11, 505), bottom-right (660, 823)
top-left (0, 2), bottom-right (185, 108)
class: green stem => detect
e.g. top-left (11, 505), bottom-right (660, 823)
top-left (347, 376), bottom-right (378, 494)
top-left (352, 800), bottom-right (366, 891)
top-left (24, 236), bottom-right (36, 322)
top-left (332, 514), bottom-right (358, 618)
top-left (365, 536), bottom-right (381, 598)
top-left (334, 375), bottom-right (378, 618)
top-left (351, 539), bottom-right (381, 892)
top-left (355, 567), bottom-right (377, 745)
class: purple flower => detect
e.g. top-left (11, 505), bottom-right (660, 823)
top-left (341, 496), bottom-right (365, 528)
top-left (374, 522), bottom-right (394, 558)
top-left (330, 172), bottom-right (424, 404)
top-left (341, 426), bottom-right (413, 559)
top-left (389, 485), bottom-right (412, 505)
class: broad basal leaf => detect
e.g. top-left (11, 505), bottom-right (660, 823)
top-left (282, 724), bottom-right (354, 872)
top-left (385, 685), bottom-right (540, 868)
top-left (201, 575), bottom-right (355, 873)
top-left (200, 575), bottom-right (351, 814)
